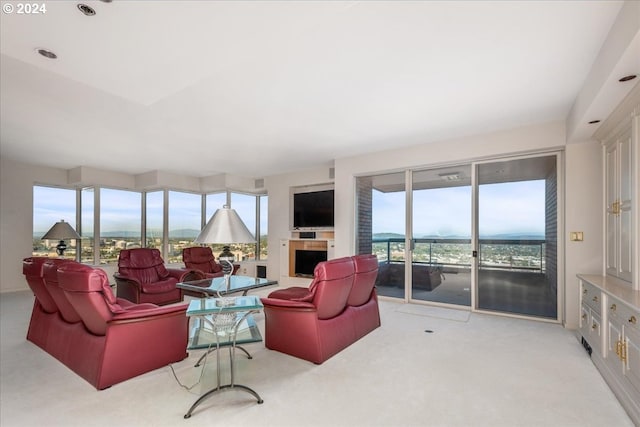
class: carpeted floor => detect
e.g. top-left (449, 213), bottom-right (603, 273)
top-left (0, 289), bottom-right (633, 427)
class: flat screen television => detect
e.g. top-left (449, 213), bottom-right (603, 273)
top-left (292, 189), bottom-right (334, 230)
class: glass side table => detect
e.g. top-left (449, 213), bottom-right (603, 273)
top-left (184, 296), bottom-right (264, 419)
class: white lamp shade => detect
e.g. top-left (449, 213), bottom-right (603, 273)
top-left (41, 220), bottom-right (81, 240)
top-left (194, 206), bottom-right (255, 244)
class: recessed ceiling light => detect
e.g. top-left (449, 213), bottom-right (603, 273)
top-left (588, 120), bottom-right (601, 124)
top-left (619, 75), bottom-right (637, 82)
top-left (36, 48), bottom-right (57, 59)
top-left (77, 3), bottom-right (96, 16)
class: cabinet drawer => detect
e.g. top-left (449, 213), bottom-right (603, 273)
top-left (625, 325), bottom-right (640, 396)
top-left (582, 282), bottom-right (602, 314)
top-left (608, 298), bottom-right (639, 333)
top-left (590, 311), bottom-right (602, 340)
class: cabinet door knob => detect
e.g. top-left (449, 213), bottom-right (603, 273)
top-left (629, 316), bottom-right (637, 325)
top-left (583, 289), bottom-right (587, 295)
top-left (592, 296), bottom-right (598, 303)
top-left (610, 304), bottom-right (616, 311)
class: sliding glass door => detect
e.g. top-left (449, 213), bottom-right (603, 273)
top-left (475, 155), bottom-right (558, 319)
top-left (356, 152), bottom-right (560, 321)
top-left (411, 166), bottom-right (472, 306)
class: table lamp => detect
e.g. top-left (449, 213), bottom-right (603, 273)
top-left (41, 219), bottom-right (82, 256)
top-left (194, 205), bottom-right (256, 290)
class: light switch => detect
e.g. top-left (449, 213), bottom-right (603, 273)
top-left (570, 231), bottom-right (584, 241)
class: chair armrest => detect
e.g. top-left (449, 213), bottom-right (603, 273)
top-left (114, 273), bottom-right (143, 303)
top-left (112, 302), bottom-right (188, 322)
top-left (113, 273), bottom-right (142, 288)
top-left (260, 297), bottom-right (316, 311)
top-left (166, 267), bottom-right (198, 282)
top-left (176, 269), bottom-right (206, 282)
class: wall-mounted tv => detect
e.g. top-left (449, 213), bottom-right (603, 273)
top-left (291, 188), bottom-right (335, 230)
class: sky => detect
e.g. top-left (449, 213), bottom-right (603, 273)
top-left (33, 187), bottom-right (267, 236)
top-left (34, 179), bottom-right (543, 238)
top-left (373, 180), bottom-right (546, 238)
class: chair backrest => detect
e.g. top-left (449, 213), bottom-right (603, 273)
top-left (58, 263), bottom-right (122, 336)
top-left (23, 257), bottom-right (58, 314)
top-left (183, 247), bottom-right (222, 274)
top-left (348, 254), bottom-right (379, 307)
top-left (311, 257), bottom-right (355, 320)
top-left (43, 259), bottom-right (82, 323)
top-left (117, 248), bottom-right (169, 284)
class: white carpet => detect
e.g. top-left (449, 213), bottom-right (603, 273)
top-left (395, 303), bottom-right (472, 322)
top-left (1, 290), bottom-right (634, 427)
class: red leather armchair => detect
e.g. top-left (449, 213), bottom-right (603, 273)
top-left (114, 248), bottom-right (190, 305)
top-left (182, 246), bottom-right (239, 278)
top-left (261, 255), bottom-right (380, 364)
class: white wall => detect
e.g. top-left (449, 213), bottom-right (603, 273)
top-left (564, 141), bottom-right (604, 328)
top-left (1, 157), bottom-right (69, 292)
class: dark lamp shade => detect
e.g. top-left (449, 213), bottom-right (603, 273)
top-left (41, 220), bottom-right (81, 240)
top-left (41, 220), bottom-right (81, 256)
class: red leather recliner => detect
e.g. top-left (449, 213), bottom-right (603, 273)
top-left (23, 258), bottom-right (189, 390)
top-left (261, 254), bottom-right (380, 364)
top-left (23, 257), bottom-right (61, 350)
top-left (182, 246), bottom-right (239, 278)
top-left (114, 248), bottom-right (190, 305)
top-left (57, 262), bottom-right (189, 389)
top-left (345, 254), bottom-right (381, 340)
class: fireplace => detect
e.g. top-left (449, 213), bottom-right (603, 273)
top-left (294, 249), bottom-right (327, 277)
top-left (288, 239), bottom-right (329, 278)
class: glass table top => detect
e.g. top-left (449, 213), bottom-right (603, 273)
top-left (177, 275), bottom-right (277, 296)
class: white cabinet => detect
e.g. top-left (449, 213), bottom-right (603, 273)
top-left (580, 281), bottom-right (603, 356)
top-left (578, 275), bottom-right (640, 425)
top-left (604, 127), bottom-right (634, 283)
top-left (606, 295), bottom-right (640, 400)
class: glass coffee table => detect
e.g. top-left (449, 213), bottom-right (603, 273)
top-left (177, 275), bottom-right (278, 298)
top-left (184, 296), bottom-right (264, 418)
top-left (178, 275), bottom-right (277, 367)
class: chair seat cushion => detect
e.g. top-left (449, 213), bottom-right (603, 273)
top-left (141, 278), bottom-right (178, 294)
top-left (268, 286), bottom-right (314, 302)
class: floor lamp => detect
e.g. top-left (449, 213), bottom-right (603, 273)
top-left (194, 205), bottom-right (256, 290)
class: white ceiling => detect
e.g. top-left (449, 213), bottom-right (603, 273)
top-left (0, 0), bottom-right (630, 179)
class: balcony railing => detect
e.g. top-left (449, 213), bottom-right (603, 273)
top-left (372, 237), bottom-right (546, 273)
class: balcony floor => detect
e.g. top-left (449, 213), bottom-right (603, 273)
top-left (376, 267), bottom-right (557, 320)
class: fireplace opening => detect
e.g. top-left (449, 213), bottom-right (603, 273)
top-left (295, 249), bottom-right (327, 278)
